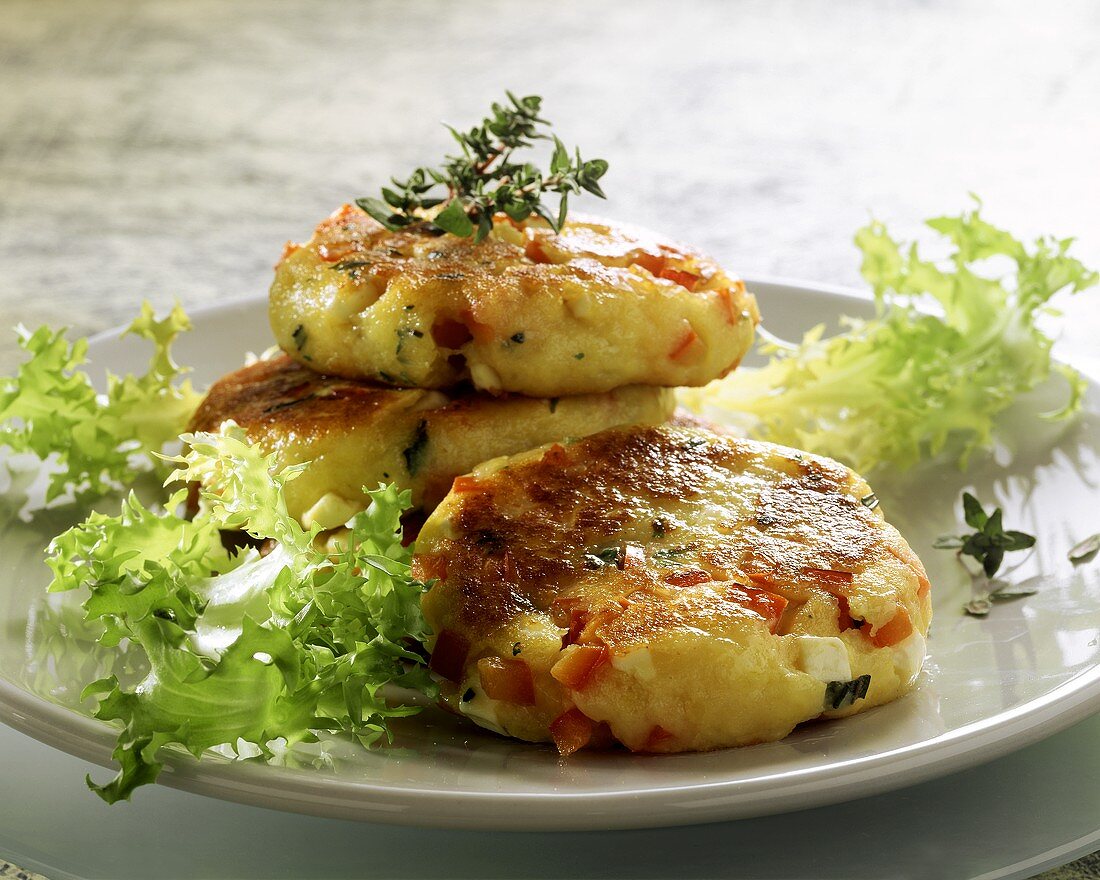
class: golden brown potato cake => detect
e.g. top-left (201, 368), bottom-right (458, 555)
top-left (269, 206), bottom-right (758, 396)
top-left (414, 425), bottom-right (932, 755)
top-left (187, 355), bottom-right (674, 529)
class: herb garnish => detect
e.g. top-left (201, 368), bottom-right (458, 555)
top-left (356, 93), bottom-right (608, 242)
top-left (402, 420), bottom-right (430, 476)
top-left (824, 675), bottom-right (872, 710)
top-left (934, 492), bottom-right (1035, 578)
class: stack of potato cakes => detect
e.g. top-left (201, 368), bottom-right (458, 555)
top-left (190, 204), bottom-right (759, 529)
top-left (190, 204), bottom-right (933, 756)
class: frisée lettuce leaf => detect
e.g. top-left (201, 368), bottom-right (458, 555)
top-left (0, 302), bottom-right (201, 502)
top-left (47, 424), bottom-right (436, 803)
top-left (686, 203), bottom-right (1098, 473)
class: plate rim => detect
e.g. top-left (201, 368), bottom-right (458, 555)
top-left (2, 279), bottom-right (1099, 831)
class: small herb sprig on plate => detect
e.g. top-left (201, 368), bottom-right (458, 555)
top-left (934, 492), bottom-right (1037, 616)
top-left (356, 93), bottom-right (609, 242)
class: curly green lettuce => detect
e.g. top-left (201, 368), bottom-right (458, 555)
top-left (0, 302), bottom-right (201, 501)
top-left (47, 424), bottom-right (435, 803)
top-left (686, 203), bottom-right (1098, 472)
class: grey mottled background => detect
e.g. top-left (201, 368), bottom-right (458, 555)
top-left (1, 1), bottom-right (1099, 877)
top-left (1, 0), bottom-right (1098, 371)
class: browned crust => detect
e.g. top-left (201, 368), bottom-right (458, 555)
top-left (416, 426), bottom-right (907, 641)
top-left (187, 355), bottom-right (395, 440)
top-left (284, 206), bottom-right (740, 302)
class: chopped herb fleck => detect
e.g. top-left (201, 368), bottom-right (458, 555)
top-left (402, 420), bottom-right (430, 476)
top-left (573, 352), bottom-right (585, 360)
top-left (262, 393), bottom-right (316, 414)
top-left (824, 674), bottom-right (871, 710)
top-left (461, 688), bottom-right (475, 703)
top-left (652, 518), bottom-right (667, 539)
top-left (584, 546), bottom-right (622, 569)
top-left (510, 332), bottom-right (526, 344)
top-left (331, 259), bottom-right (372, 273)
top-left (860, 493), bottom-right (880, 511)
top-left (653, 546), bottom-right (691, 567)
top-left (378, 371), bottom-right (397, 384)
top-left (291, 324), bottom-right (308, 351)
top-left (548, 398), bottom-right (559, 414)
top-left (511, 642), bottom-right (522, 656)
top-left (404, 304), bottom-right (416, 311)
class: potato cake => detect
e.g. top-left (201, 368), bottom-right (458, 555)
top-left (187, 355), bottom-right (674, 529)
top-left (414, 424), bottom-right (932, 754)
top-left (269, 206), bottom-right (758, 396)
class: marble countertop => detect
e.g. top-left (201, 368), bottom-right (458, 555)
top-left (1, 1), bottom-right (1099, 878)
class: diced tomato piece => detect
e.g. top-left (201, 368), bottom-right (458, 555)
top-left (459, 308), bottom-right (495, 344)
top-left (659, 267), bottom-right (700, 291)
top-left (549, 708), bottom-right (597, 756)
top-left (477, 657), bottom-right (536, 705)
top-left (563, 607), bottom-right (590, 647)
top-left (316, 242), bottom-right (357, 263)
top-left (664, 568), bottom-right (712, 588)
top-left (886, 545), bottom-right (933, 598)
top-left (715, 288), bottom-right (738, 324)
top-left (620, 543), bottom-right (646, 573)
top-left (525, 236), bottom-right (550, 263)
top-left (549, 596), bottom-right (582, 629)
top-left (429, 629), bottom-right (469, 682)
top-left (869, 607), bottom-right (914, 648)
top-left (669, 327), bottom-right (700, 361)
top-left (550, 644), bottom-right (609, 691)
top-left (277, 240), bottom-right (300, 266)
top-left (834, 594), bottom-right (857, 631)
top-left (451, 475), bottom-right (481, 494)
top-left (577, 608), bottom-right (621, 645)
top-left (805, 567), bottom-right (854, 586)
top-left (632, 251), bottom-right (667, 276)
top-left (728, 585), bottom-right (787, 634)
top-left (542, 443), bottom-right (569, 466)
top-left (431, 318), bottom-right (473, 349)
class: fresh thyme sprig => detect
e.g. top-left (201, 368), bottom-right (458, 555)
top-left (935, 493), bottom-right (1038, 617)
top-left (934, 492), bottom-right (1036, 579)
top-left (356, 93), bottom-right (609, 242)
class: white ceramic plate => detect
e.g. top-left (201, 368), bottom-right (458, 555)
top-left (1, 281), bottom-right (1099, 831)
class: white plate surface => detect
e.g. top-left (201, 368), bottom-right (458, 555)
top-left (1, 281), bottom-right (1099, 831)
